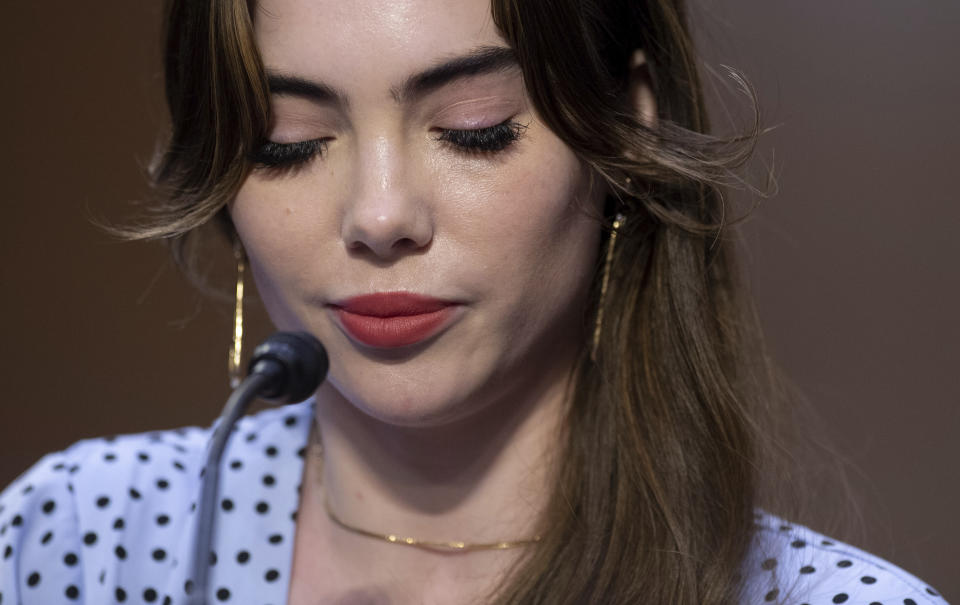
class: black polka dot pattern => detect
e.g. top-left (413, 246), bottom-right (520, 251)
top-left (745, 514), bottom-right (949, 605)
top-left (0, 403), bottom-right (312, 603)
top-left (0, 399), bottom-right (948, 604)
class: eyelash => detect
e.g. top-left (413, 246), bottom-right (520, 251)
top-left (250, 119), bottom-right (526, 170)
top-left (435, 119), bottom-right (527, 154)
top-left (250, 139), bottom-right (330, 169)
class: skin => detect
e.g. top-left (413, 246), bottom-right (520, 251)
top-left (229, 0), bottom-right (652, 601)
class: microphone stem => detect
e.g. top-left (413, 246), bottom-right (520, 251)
top-left (189, 367), bottom-right (279, 605)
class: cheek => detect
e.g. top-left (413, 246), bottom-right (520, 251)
top-left (229, 177), bottom-right (330, 327)
top-left (442, 133), bottom-right (603, 306)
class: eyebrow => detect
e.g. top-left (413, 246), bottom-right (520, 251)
top-left (265, 45), bottom-right (518, 108)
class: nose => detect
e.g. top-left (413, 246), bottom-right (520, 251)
top-left (340, 135), bottom-right (433, 260)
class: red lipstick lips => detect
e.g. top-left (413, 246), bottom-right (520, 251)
top-left (330, 292), bottom-right (459, 348)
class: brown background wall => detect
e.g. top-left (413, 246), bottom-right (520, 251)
top-left (1, 1), bottom-right (956, 598)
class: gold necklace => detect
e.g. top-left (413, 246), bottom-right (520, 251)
top-left (311, 430), bottom-right (541, 552)
top-left (323, 495), bottom-right (543, 552)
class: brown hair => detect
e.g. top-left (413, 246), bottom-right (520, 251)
top-left (137, 0), bottom-right (802, 602)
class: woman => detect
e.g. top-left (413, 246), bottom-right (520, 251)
top-left (0, 0), bottom-right (948, 603)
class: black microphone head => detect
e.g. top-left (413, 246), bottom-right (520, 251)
top-left (247, 331), bottom-right (329, 403)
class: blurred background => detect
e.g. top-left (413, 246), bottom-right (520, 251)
top-left (1, 0), bottom-right (956, 597)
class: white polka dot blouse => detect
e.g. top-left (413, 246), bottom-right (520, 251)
top-left (0, 400), bottom-right (949, 604)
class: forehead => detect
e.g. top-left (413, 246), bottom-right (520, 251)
top-left (254, 0), bottom-right (504, 85)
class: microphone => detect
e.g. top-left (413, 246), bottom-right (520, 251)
top-left (246, 331), bottom-right (330, 403)
top-left (189, 331), bottom-right (328, 605)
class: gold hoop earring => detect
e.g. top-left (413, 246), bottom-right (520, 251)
top-left (591, 213), bottom-right (624, 362)
top-left (228, 245), bottom-right (246, 388)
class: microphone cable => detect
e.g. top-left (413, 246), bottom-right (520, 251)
top-left (188, 332), bottom-right (328, 605)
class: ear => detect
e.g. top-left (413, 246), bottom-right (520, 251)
top-left (627, 50), bottom-right (658, 128)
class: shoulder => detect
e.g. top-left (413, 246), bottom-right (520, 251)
top-left (743, 511), bottom-right (950, 605)
top-left (0, 400), bottom-right (313, 603)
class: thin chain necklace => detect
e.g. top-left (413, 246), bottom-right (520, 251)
top-left (322, 494), bottom-right (543, 552)
top-left (311, 428), bottom-right (543, 552)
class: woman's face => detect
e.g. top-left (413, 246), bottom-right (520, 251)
top-left (232, 0), bottom-right (605, 426)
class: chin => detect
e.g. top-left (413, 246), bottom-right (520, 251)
top-left (361, 399), bottom-right (465, 428)
top-left (322, 355), bottom-right (493, 429)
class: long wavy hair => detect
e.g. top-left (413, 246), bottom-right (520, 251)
top-left (132, 0), bottom-right (807, 602)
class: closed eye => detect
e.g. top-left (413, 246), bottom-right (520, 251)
top-left (250, 118), bottom-right (527, 171)
top-left (251, 138), bottom-right (330, 170)
top-left (436, 119), bottom-right (527, 153)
